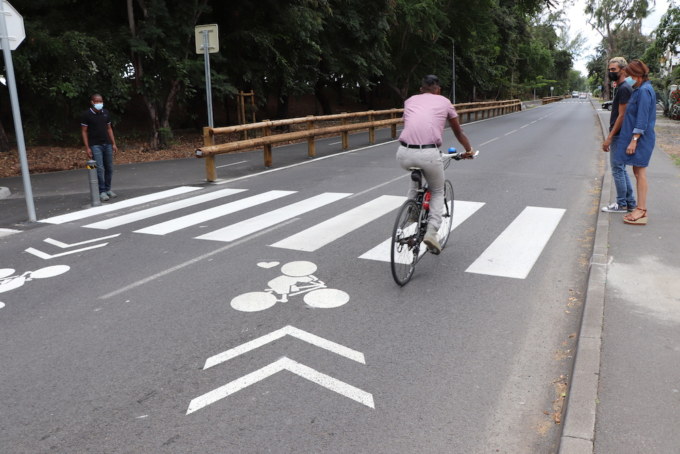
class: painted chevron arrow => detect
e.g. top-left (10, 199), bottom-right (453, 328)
top-left (203, 325), bottom-right (365, 369)
top-left (25, 234), bottom-right (120, 260)
top-left (186, 356), bottom-right (374, 414)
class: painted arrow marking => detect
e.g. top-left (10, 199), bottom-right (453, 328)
top-left (186, 357), bottom-right (374, 414)
top-left (188, 325), bottom-right (373, 414)
top-left (25, 234), bottom-right (120, 260)
top-left (203, 325), bottom-right (365, 369)
top-left (42, 234), bottom-right (120, 248)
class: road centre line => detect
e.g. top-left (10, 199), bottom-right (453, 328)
top-left (504, 129), bottom-right (518, 135)
top-left (216, 160), bottom-right (248, 168)
top-left (98, 219), bottom-right (299, 300)
top-left (348, 174), bottom-right (408, 199)
top-left (479, 137), bottom-right (499, 146)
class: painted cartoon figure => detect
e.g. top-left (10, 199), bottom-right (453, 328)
top-left (0, 265), bottom-right (70, 309)
top-left (230, 261), bottom-right (349, 312)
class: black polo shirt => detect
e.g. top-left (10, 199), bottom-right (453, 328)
top-left (80, 107), bottom-right (112, 145)
top-left (609, 81), bottom-right (633, 135)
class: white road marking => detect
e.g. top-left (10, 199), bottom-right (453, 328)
top-left (195, 192), bottom-right (351, 242)
top-left (359, 200), bottom-right (485, 262)
top-left (40, 187), bottom-right (201, 224)
top-left (479, 137), bottom-right (499, 146)
top-left (504, 129), bottom-right (518, 135)
top-left (465, 206), bottom-right (565, 279)
top-left (43, 234), bottom-right (120, 248)
top-left (134, 190), bottom-right (295, 235)
top-left (271, 195), bottom-right (405, 251)
top-left (216, 160), bottom-right (248, 168)
top-left (186, 357), bottom-right (374, 414)
top-left (348, 174), bottom-right (407, 199)
top-left (0, 228), bottom-right (21, 238)
top-left (26, 243), bottom-right (110, 259)
top-left (83, 188), bottom-right (247, 229)
top-left (204, 325), bottom-right (366, 369)
top-left (98, 219), bottom-right (299, 299)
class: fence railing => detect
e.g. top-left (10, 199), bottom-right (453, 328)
top-left (541, 96), bottom-right (566, 105)
top-left (196, 99), bottom-right (521, 181)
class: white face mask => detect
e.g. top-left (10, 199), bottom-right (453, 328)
top-left (93, 102), bottom-right (104, 110)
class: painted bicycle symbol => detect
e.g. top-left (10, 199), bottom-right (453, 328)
top-left (0, 265), bottom-right (70, 309)
top-left (230, 261), bottom-right (350, 312)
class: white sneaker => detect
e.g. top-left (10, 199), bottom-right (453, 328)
top-left (100, 192), bottom-right (110, 201)
top-left (107, 190), bottom-right (117, 198)
top-left (423, 226), bottom-right (441, 255)
top-left (601, 202), bottom-right (627, 213)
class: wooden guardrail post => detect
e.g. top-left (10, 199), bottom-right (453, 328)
top-left (390, 112), bottom-right (397, 138)
top-left (203, 126), bottom-right (217, 182)
top-left (342, 115), bottom-right (349, 149)
top-left (368, 111), bottom-right (375, 144)
top-left (306, 116), bottom-right (316, 158)
top-left (263, 120), bottom-right (272, 167)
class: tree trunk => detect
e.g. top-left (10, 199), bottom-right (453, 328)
top-left (314, 79), bottom-right (332, 115)
top-left (0, 121), bottom-right (10, 153)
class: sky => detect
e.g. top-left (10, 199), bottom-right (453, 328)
top-left (566, 0), bottom-right (670, 75)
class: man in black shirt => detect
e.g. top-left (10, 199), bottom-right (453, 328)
top-left (601, 57), bottom-right (635, 213)
top-left (81, 94), bottom-right (118, 201)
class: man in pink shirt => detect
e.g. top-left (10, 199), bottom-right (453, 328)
top-left (397, 75), bottom-right (474, 254)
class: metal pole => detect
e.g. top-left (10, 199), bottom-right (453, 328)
top-left (0, 1), bottom-right (35, 222)
top-left (86, 160), bottom-right (101, 207)
top-left (202, 30), bottom-right (214, 128)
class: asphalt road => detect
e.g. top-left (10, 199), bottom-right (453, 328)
top-left (0, 98), bottom-right (602, 453)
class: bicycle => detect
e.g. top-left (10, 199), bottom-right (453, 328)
top-left (390, 149), bottom-right (478, 286)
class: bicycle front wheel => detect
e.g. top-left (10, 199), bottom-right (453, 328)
top-left (439, 180), bottom-right (454, 249)
top-left (391, 200), bottom-right (421, 286)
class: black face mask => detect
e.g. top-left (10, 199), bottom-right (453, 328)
top-left (608, 71), bottom-right (619, 81)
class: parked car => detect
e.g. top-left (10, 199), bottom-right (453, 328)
top-left (602, 100), bottom-right (613, 110)
top-left (572, 91), bottom-right (579, 98)
top-left (579, 92), bottom-right (587, 99)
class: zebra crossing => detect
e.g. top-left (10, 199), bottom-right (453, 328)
top-left (40, 186), bottom-right (566, 279)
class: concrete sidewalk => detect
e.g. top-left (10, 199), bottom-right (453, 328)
top-left (560, 102), bottom-right (680, 453)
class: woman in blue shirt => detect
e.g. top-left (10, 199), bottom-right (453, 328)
top-left (616, 60), bottom-right (656, 225)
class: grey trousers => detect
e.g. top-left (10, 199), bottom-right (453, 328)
top-left (396, 145), bottom-right (444, 230)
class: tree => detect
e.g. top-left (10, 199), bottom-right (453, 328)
top-left (584, 0), bottom-right (653, 98)
top-left (126, 0), bottom-right (211, 148)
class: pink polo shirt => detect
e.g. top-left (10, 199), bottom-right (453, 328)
top-left (398, 93), bottom-right (458, 146)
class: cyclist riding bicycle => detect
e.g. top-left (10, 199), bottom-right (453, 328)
top-left (397, 74), bottom-right (474, 254)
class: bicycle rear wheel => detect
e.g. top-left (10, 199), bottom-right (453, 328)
top-left (439, 180), bottom-right (454, 249)
top-left (391, 200), bottom-right (421, 286)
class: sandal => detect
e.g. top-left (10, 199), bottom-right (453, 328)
top-left (623, 207), bottom-right (647, 225)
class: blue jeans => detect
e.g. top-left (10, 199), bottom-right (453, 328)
top-left (610, 136), bottom-right (635, 208)
top-left (91, 144), bottom-right (113, 193)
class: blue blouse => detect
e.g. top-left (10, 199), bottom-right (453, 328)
top-left (615, 81), bottom-right (656, 167)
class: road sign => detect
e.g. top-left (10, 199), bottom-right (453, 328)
top-left (0, 1), bottom-right (25, 50)
top-left (195, 24), bottom-right (219, 54)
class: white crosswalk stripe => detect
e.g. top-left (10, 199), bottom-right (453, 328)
top-left (270, 195), bottom-right (405, 252)
top-left (38, 186), bottom-right (566, 280)
top-left (134, 190), bottom-right (296, 236)
top-left (359, 200), bottom-right (485, 262)
top-left (196, 192), bottom-right (352, 242)
top-left (84, 188), bottom-right (247, 230)
top-left (40, 186), bottom-right (202, 224)
top-left (465, 206), bottom-right (565, 279)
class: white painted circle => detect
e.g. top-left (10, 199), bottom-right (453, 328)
top-left (280, 261), bottom-right (317, 277)
top-left (303, 289), bottom-right (350, 309)
top-left (0, 302), bottom-right (5, 309)
top-left (30, 265), bottom-right (70, 279)
top-left (0, 268), bottom-right (16, 279)
top-left (230, 292), bottom-right (277, 312)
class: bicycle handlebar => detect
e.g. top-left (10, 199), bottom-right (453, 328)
top-left (442, 150), bottom-right (479, 161)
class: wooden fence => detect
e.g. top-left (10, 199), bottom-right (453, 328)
top-left (196, 99), bottom-right (521, 181)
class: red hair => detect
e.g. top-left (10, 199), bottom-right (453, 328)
top-left (626, 60), bottom-right (650, 82)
